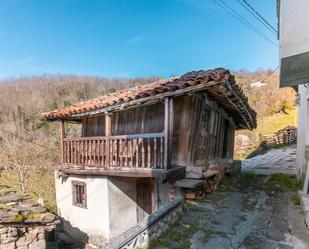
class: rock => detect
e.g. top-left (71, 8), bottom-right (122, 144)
top-left (0, 241), bottom-right (15, 249)
top-left (42, 213), bottom-right (56, 223)
top-left (29, 206), bottom-right (46, 214)
top-left (57, 232), bottom-right (75, 245)
top-left (16, 232), bottom-right (37, 247)
top-left (1, 235), bottom-right (17, 244)
top-left (0, 209), bottom-right (11, 218)
top-left (46, 241), bottom-right (60, 249)
top-left (29, 239), bottom-right (46, 249)
top-left (25, 213), bottom-right (55, 224)
top-left (37, 232), bottom-right (45, 240)
top-left (0, 190), bottom-right (16, 196)
top-left (0, 194), bottom-right (25, 204)
top-left (8, 227), bottom-right (18, 237)
top-left (17, 246), bottom-right (28, 249)
top-left (0, 228), bottom-right (7, 235)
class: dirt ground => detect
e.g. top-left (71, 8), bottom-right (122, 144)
top-left (151, 147), bottom-right (309, 249)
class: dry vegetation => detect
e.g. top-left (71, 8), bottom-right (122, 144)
top-left (0, 70), bottom-right (295, 210)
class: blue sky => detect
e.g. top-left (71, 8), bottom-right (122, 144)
top-left (0, 0), bottom-right (278, 79)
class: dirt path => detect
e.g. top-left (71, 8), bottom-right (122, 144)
top-left (151, 169), bottom-right (309, 249)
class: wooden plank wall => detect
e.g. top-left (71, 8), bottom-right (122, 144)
top-left (82, 116), bottom-right (105, 137)
top-left (80, 93), bottom-right (235, 168)
top-left (171, 94), bottom-right (235, 168)
top-left (81, 102), bottom-right (164, 137)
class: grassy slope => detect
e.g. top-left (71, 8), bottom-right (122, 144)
top-left (236, 109), bottom-right (297, 141)
top-left (234, 109), bottom-right (297, 160)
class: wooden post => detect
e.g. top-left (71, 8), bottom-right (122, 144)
top-left (60, 120), bottom-right (65, 164)
top-left (164, 97), bottom-right (174, 169)
top-left (105, 113), bottom-right (112, 168)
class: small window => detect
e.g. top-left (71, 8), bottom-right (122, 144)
top-left (72, 181), bottom-right (87, 208)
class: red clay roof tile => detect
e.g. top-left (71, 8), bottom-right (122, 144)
top-left (43, 68), bottom-right (257, 129)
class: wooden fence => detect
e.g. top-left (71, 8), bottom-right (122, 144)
top-left (234, 126), bottom-right (297, 158)
top-left (261, 126), bottom-right (297, 147)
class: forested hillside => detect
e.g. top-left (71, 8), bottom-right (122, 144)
top-left (0, 70), bottom-right (296, 209)
top-left (234, 69), bottom-right (295, 117)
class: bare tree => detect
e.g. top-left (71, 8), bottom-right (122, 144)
top-left (0, 130), bottom-right (57, 193)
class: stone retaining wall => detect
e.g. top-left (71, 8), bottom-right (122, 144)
top-left (106, 197), bottom-right (184, 249)
top-left (0, 226), bottom-right (47, 249)
top-left (0, 187), bottom-right (59, 249)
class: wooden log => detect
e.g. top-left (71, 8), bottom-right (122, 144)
top-left (186, 166), bottom-right (204, 179)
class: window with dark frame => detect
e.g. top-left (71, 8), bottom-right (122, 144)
top-left (72, 181), bottom-right (87, 208)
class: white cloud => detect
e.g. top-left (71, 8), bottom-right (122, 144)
top-left (125, 35), bottom-right (143, 45)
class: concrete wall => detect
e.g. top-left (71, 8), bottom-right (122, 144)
top-left (106, 197), bottom-right (184, 249)
top-left (279, 0), bottom-right (309, 87)
top-left (279, 0), bottom-right (309, 58)
top-left (55, 174), bottom-right (155, 244)
top-left (297, 86), bottom-right (309, 181)
top-left (108, 177), bottom-right (138, 239)
top-left (55, 175), bottom-right (110, 239)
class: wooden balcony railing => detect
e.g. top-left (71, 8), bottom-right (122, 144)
top-left (62, 133), bottom-right (165, 169)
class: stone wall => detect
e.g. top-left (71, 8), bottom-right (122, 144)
top-left (0, 187), bottom-right (59, 249)
top-left (106, 197), bottom-right (184, 249)
top-left (0, 226), bottom-right (47, 249)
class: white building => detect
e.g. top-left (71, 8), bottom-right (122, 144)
top-left (277, 0), bottom-right (309, 223)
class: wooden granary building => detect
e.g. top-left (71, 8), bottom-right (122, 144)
top-left (44, 68), bottom-right (256, 245)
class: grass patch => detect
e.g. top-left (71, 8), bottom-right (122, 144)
top-left (217, 175), bottom-right (238, 192)
top-left (186, 203), bottom-right (201, 212)
top-left (150, 223), bottom-right (194, 249)
top-left (264, 173), bottom-right (301, 196)
top-left (150, 237), bottom-right (170, 248)
top-left (0, 203), bottom-right (9, 209)
top-left (14, 214), bottom-right (24, 222)
top-left (201, 229), bottom-right (228, 243)
top-left (241, 195), bottom-right (250, 210)
top-left (187, 224), bottom-right (199, 235)
top-left (239, 173), bottom-right (267, 192)
top-left (164, 228), bottom-right (182, 240)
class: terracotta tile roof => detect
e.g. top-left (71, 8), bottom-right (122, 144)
top-left (43, 68), bottom-right (257, 129)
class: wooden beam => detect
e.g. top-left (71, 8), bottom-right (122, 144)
top-left (105, 114), bottom-right (112, 168)
top-left (105, 114), bottom-right (112, 136)
top-left (60, 120), bottom-right (65, 164)
top-left (164, 97), bottom-right (174, 169)
top-left (168, 97), bottom-right (174, 167)
top-left (63, 132), bottom-right (165, 142)
top-left (59, 166), bottom-right (167, 178)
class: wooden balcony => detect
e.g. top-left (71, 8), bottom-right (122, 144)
top-left (62, 133), bottom-right (166, 172)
